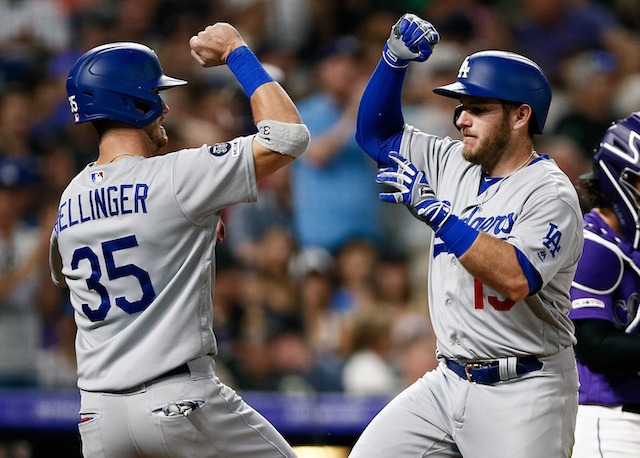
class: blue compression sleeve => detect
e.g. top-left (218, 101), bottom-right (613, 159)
top-left (356, 57), bottom-right (407, 167)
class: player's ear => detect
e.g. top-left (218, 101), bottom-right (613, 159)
top-left (511, 104), bottom-right (532, 132)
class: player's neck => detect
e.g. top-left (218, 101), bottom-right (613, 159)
top-left (490, 149), bottom-right (537, 179)
top-left (483, 132), bottom-right (535, 177)
top-left (95, 129), bottom-right (150, 165)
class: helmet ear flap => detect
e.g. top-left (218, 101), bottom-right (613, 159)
top-left (453, 104), bottom-right (463, 131)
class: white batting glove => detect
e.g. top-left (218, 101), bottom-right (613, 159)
top-left (377, 152), bottom-right (452, 232)
top-left (383, 13), bottom-right (440, 68)
top-left (377, 152), bottom-right (435, 205)
top-left (414, 200), bottom-right (453, 233)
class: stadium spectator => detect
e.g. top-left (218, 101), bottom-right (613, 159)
top-left (0, 155), bottom-right (56, 387)
top-left (291, 247), bottom-right (346, 359)
top-left (390, 313), bottom-right (438, 390)
top-left (534, 134), bottom-right (592, 186)
top-left (290, 37), bottom-right (382, 254)
top-left (0, 0), bottom-right (71, 87)
top-left (510, 0), bottom-right (640, 85)
top-left (330, 239), bottom-right (378, 322)
top-left (226, 165), bottom-right (293, 268)
top-left (342, 314), bottom-right (399, 395)
top-left (552, 50), bottom-right (620, 160)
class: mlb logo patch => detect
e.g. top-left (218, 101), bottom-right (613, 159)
top-left (571, 298), bottom-right (605, 309)
top-left (91, 170), bottom-right (105, 183)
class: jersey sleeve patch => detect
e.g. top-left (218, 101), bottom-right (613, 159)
top-left (208, 142), bottom-right (232, 156)
top-left (571, 298), bottom-right (606, 309)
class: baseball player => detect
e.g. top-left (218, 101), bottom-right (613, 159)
top-left (49, 23), bottom-right (309, 458)
top-left (569, 113), bottom-right (640, 457)
top-left (349, 13), bottom-right (583, 457)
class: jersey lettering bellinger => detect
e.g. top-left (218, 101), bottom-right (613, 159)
top-left (54, 183), bottom-right (149, 235)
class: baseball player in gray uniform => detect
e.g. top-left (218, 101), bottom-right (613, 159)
top-left (349, 13), bottom-right (583, 457)
top-left (49, 22), bottom-right (309, 458)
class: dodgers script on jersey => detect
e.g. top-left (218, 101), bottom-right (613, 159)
top-left (398, 125), bottom-right (584, 360)
top-left (570, 210), bottom-right (640, 405)
top-left (50, 137), bottom-right (257, 392)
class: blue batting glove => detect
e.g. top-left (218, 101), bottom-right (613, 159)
top-left (383, 13), bottom-right (440, 68)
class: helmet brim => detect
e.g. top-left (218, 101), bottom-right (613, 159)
top-left (432, 82), bottom-right (468, 99)
top-left (157, 75), bottom-right (188, 90)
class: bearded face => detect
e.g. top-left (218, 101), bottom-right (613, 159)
top-left (144, 117), bottom-right (169, 153)
top-left (461, 107), bottom-right (512, 173)
top-left (143, 97), bottom-right (170, 153)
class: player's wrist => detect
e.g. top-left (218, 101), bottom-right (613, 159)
top-left (226, 46), bottom-right (274, 97)
top-left (435, 214), bottom-right (479, 258)
top-left (382, 42), bottom-right (410, 69)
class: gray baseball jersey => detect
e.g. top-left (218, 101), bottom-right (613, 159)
top-left (399, 125), bottom-right (583, 360)
top-left (349, 124), bottom-right (583, 458)
top-left (50, 137), bottom-right (256, 392)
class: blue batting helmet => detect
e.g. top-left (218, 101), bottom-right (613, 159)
top-left (66, 42), bottom-right (187, 128)
top-left (593, 112), bottom-right (640, 249)
top-left (433, 50), bottom-right (551, 134)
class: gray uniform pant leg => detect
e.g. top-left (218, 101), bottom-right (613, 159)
top-left (78, 355), bottom-right (296, 458)
top-left (350, 348), bottom-right (578, 458)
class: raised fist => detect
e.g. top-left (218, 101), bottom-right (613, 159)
top-left (190, 22), bottom-right (246, 67)
top-left (384, 13), bottom-right (440, 67)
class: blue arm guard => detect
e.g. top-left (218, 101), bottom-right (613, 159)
top-left (355, 57), bottom-right (406, 167)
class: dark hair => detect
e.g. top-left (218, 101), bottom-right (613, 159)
top-left (92, 119), bottom-right (130, 137)
top-left (575, 177), bottom-right (611, 213)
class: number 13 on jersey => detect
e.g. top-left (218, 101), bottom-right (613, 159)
top-left (474, 278), bottom-right (515, 311)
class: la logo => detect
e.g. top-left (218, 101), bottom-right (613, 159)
top-left (458, 57), bottom-right (471, 79)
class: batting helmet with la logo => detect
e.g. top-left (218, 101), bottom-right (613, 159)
top-left (433, 50), bottom-right (551, 134)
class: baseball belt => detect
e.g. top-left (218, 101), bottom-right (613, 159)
top-left (154, 363), bottom-right (190, 382)
top-left (445, 356), bottom-right (543, 384)
top-left (104, 363), bottom-right (191, 394)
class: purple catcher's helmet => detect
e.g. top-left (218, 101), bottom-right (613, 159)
top-left (433, 50), bottom-right (551, 134)
top-left (594, 112), bottom-right (640, 249)
top-left (66, 42), bottom-right (187, 128)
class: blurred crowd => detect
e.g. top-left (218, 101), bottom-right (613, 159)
top-left (1, 0), bottom-right (640, 401)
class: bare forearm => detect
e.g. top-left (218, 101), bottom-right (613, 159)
top-left (459, 232), bottom-right (530, 302)
top-left (250, 81), bottom-right (302, 125)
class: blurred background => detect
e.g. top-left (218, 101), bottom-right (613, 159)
top-left (1, 0), bottom-right (639, 456)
